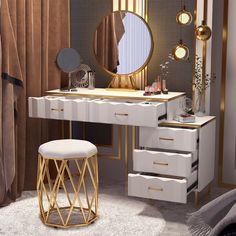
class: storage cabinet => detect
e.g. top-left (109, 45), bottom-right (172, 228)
top-left (128, 118), bottom-right (216, 203)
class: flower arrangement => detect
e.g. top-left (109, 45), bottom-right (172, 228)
top-left (192, 55), bottom-right (216, 116)
top-left (193, 55), bottom-right (216, 94)
top-left (159, 53), bottom-right (174, 80)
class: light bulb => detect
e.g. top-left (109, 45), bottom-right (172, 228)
top-left (172, 41), bottom-right (189, 60)
top-left (176, 6), bottom-right (192, 25)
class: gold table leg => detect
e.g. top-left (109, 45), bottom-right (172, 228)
top-left (125, 126), bottom-right (128, 181)
top-left (194, 182), bottom-right (212, 207)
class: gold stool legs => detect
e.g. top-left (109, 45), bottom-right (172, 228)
top-left (37, 154), bottom-right (98, 228)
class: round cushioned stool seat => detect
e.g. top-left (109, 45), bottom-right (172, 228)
top-left (38, 139), bottom-right (97, 159)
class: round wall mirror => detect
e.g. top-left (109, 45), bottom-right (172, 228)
top-left (93, 11), bottom-right (153, 76)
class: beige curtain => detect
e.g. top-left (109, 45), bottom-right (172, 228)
top-left (0, 0), bottom-right (69, 205)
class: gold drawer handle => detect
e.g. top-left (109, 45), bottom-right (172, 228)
top-left (148, 187), bottom-right (163, 192)
top-left (159, 137), bottom-right (174, 141)
top-left (51, 108), bottom-right (64, 112)
top-left (115, 113), bottom-right (129, 116)
top-left (153, 161), bottom-right (168, 166)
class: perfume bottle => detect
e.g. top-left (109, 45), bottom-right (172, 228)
top-left (162, 79), bottom-right (168, 94)
top-left (157, 76), bottom-right (161, 90)
top-left (143, 86), bottom-right (151, 96)
top-left (154, 76), bottom-right (161, 95)
top-left (88, 71), bottom-right (95, 89)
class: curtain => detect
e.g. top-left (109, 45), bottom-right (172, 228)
top-left (94, 11), bottom-right (125, 73)
top-left (0, 0), bottom-right (69, 206)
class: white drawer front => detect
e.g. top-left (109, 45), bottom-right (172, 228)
top-left (44, 96), bottom-right (70, 120)
top-left (133, 149), bottom-right (194, 177)
top-left (139, 127), bottom-right (198, 152)
top-left (28, 96), bottom-right (88, 121)
top-left (128, 170), bottom-right (197, 203)
top-left (89, 99), bottom-right (166, 127)
top-left (29, 97), bottom-right (46, 118)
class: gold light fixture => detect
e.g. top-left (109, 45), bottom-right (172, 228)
top-left (176, 5), bottom-right (192, 25)
top-left (173, 0), bottom-right (190, 61)
top-left (172, 40), bottom-right (189, 60)
top-left (195, 20), bottom-right (212, 41)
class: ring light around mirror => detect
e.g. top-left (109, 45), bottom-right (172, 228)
top-left (93, 11), bottom-right (153, 77)
top-left (57, 48), bottom-right (81, 73)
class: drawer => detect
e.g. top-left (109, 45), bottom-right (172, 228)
top-left (133, 149), bottom-right (198, 177)
top-left (139, 126), bottom-right (198, 152)
top-left (128, 170), bottom-right (197, 203)
top-left (89, 99), bottom-right (166, 127)
top-left (28, 96), bottom-right (89, 121)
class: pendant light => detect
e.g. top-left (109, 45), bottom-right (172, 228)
top-left (172, 40), bottom-right (189, 60)
top-left (176, 0), bottom-right (192, 25)
top-left (195, 20), bottom-right (212, 41)
top-left (173, 3), bottom-right (189, 61)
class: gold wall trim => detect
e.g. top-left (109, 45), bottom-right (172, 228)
top-left (218, 0), bottom-right (236, 188)
top-left (83, 124), bottom-right (114, 147)
top-left (97, 126), bottom-right (122, 160)
top-left (192, 0), bottom-right (197, 110)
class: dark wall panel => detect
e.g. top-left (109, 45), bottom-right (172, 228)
top-left (70, 0), bottom-right (112, 87)
top-left (148, 0), bottom-right (195, 98)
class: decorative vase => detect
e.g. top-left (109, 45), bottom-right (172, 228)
top-left (195, 90), bottom-right (206, 117)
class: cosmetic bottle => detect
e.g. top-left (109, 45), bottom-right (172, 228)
top-left (154, 76), bottom-right (161, 95)
top-left (162, 79), bottom-right (168, 94)
top-left (157, 76), bottom-right (161, 90)
top-left (143, 86), bottom-right (151, 96)
top-left (88, 71), bottom-right (95, 89)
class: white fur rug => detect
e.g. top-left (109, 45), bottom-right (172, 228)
top-left (0, 183), bottom-right (165, 236)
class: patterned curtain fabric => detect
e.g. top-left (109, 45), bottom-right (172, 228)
top-left (0, 0), bottom-right (69, 206)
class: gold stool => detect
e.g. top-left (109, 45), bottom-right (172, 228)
top-left (37, 139), bottom-right (98, 228)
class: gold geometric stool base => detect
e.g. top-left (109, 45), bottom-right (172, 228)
top-left (37, 153), bottom-right (98, 229)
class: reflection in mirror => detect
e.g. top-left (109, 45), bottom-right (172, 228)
top-left (94, 11), bottom-right (153, 75)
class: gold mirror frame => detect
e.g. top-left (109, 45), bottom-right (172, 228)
top-left (93, 10), bottom-right (154, 89)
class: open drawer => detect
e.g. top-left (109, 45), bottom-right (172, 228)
top-left (133, 149), bottom-right (198, 178)
top-left (139, 126), bottom-right (198, 152)
top-left (128, 170), bottom-right (197, 204)
top-left (28, 96), bottom-right (89, 121)
top-left (88, 99), bottom-right (166, 127)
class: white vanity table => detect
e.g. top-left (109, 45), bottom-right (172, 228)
top-left (28, 88), bottom-right (216, 204)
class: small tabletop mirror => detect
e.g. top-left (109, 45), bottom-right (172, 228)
top-left (57, 48), bottom-right (81, 90)
top-left (93, 11), bottom-right (153, 88)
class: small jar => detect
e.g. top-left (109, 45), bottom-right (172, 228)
top-left (88, 71), bottom-right (95, 89)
